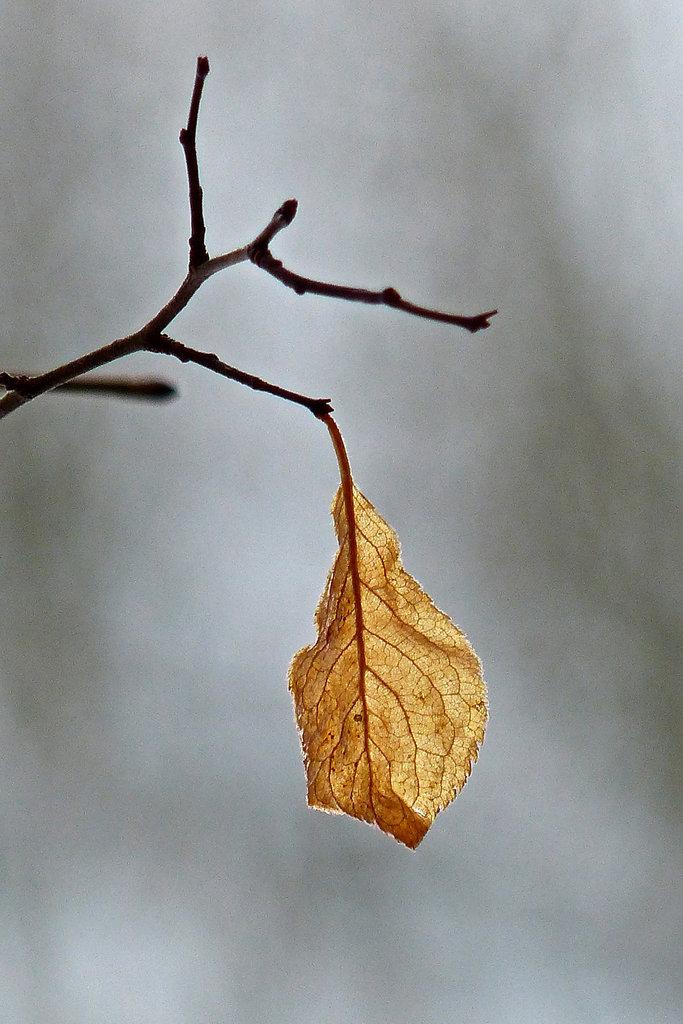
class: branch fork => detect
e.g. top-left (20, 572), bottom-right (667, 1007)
top-left (0, 55), bottom-right (496, 421)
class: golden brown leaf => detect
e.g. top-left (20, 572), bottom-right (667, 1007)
top-left (289, 417), bottom-right (487, 848)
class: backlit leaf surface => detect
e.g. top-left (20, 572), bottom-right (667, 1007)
top-left (289, 473), bottom-right (487, 849)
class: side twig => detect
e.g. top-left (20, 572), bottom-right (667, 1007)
top-left (179, 55), bottom-right (211, 269)
top-left (248, 200), bottom-right (496, 333)
top-left (148, 335), bottom-right (332, 417)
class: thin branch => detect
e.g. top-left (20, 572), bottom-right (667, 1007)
top-left (148, 334), bottom-right (332, 417)
top-left (179, 55), bottom-right (210, 269)
top-left (248, 206), bottom-right (497, 333)
top-left (0, 233), bottom-right (250, 421)
top-left (0, 322), bottom-right (332, 420)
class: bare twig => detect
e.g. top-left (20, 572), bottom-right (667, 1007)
top-left (179, 55), bottom-right (211, 269)
top-left (0, 55), bottom-right (497, 425)
top-left (0, 234), bottom-right (248, 420)
top-left (248, 199), bottom-right (299, 251)
top-left (248, 201), bottom-right (497, 333)
top-left (0, 315), bottom-right (330, 420)
top-left (148, 334), bottom-right (332, 416)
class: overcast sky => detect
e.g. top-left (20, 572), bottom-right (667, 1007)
top-left (1, 3), bottom-right (681, 1023)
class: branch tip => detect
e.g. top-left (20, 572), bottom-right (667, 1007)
top-left (247, 199), bottom-right (299, 259)
top-left (196, 55), bottom-right (210, 77)
top-left (54, 376), bottom-right (178, 401)
top-left (464, 309), bottom-right (497, 332)
top-left (278, 199), bottom-right (298, 225)
top-left (312, 400), bottom-right (334, 419)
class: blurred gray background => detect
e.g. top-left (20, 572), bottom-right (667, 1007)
top-left (1, 3), bottom-right (681, 1022)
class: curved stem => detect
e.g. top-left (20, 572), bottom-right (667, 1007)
top-left (321, 413), bottom-right (367, 697)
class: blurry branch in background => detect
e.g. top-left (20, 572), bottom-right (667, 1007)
top-left (0, 373), bottom-right (177, 401)
top-left (0, 55), bottom-right (496, 420)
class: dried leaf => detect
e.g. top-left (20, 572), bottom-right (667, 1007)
top-left (289, 419), bottom-right (487, 848)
